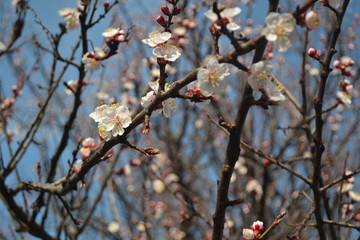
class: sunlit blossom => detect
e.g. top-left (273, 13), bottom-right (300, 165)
top-left (58, 8), bottom-right (80, 30)
top-left (141, 81), bottom-right (176, 118)
top-left (305, 11), bottom-right (319, 30)
top-left (89, 103), bottom-right (132, 141)
top-left (242, 228), bottom-right (255, 240)
top-left (142, 31), bottom-right (172, 47)
top-left (336, 79), bottom-right (353, 107)
top-left (247, 61), bottom-right (284, 102)
top-left (262, 12), bottom-right (297, 52)
top-left (197, 56), bottom-right (230, 95)
top-left (204, 6), bottom-right (241, 31)
top-left (152, 43), bottom-right (181, 62)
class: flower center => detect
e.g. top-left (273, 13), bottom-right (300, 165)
top-left (207, 72), bottom-right (220, 88)
top-left (113, 116), bottom-right (124, 127)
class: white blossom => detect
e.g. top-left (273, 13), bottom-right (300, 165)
top-left (242, 228), bottom-right (255, 240)
top-left (305, 11), bottom-right (319, 30)
top-left (349, 191), bottom-right (360, 202)
top-left (204, 6), bottom-right (241, 31)
top-left (141, 81), bottom-right (176, 118)
top-left (102, 27), bottom-right (121, 38)
top-left (142, 31), bottom-right (172, 48)
top-left (153, 179), bottom-right (165, 193)
top-left (89, 103), bottom-right (132, 141)
top-left (197, 56), bottom-right (230, 95)
top-left (262, 12), bottom-right (297, 52)
top-left (152, 44), bottom-right (181, 62)
top-left (58, 8), bottom-right (80, 30)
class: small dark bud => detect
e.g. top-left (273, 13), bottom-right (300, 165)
top-left (156, 15), bottom-right (167, 27)
top-left (161, 5), bottom-right (171, 16)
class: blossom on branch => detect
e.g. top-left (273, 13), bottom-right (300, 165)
top-left (247, 60), bottom-right (285, 103)
top-left (242, 228), bottom-right (255, 240)
top-left (81, 48), bottom-right (106, 71)
top-left (197, 56), bottom-right (230, 95)
top-left (58, 8), bottom-right (80, 30)
top-left (142, 31), bottom-right (181, 62)
top-left (89, 103), bottom-right (132, 141)
top-left (141, 81), bottom-right (176, 118)
top-left (262, 12), bottom-right (297, 52)
top-left (204, 6), bottom-right (241, 31)
top-left (336, 79), bottom-right (353, 107)
top-left (305, 11), bottom-right (319, 30)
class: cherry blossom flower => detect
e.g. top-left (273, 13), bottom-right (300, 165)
top-left (247, 60), bottom-right (285, 103)
top-left (141, 81), bottom-right (176, 118)
top-left (197, 56), bottom-right (230, 95)
top-left (58, 8), bottom-right (80, 30)
top-left (64, 80), bottom-right (78, 95)
top-left (102, 27), bottom-right (126, 42)
top-left (142, 31), bottom-right (172, 47)
top-left (89, 103), bottom-right (132, 141)
top-left (204, 6), bottom-right (241, 31)
top-left (82, 137), bottom-right (95, 148)
top-left (153, 179), bottom-right (165, 193)
top-left (242, 228), bottom-right (255, 240)
top-left (83, 47), bottom-right (105, 68)
top-left (142, 31), bottom-right (182, 62)
top-left (251, 220), bottom-right (264, 235)
top-left (305, 11), bottom-right (319, 30)
top-left (153, 44), bottom-right (181, 62)
top-left (262, 12), bottom-right (297, 52)
top-left (186, 80), bottom-right (212, 107)
top-left (336, 79), bottom-right (353, 107)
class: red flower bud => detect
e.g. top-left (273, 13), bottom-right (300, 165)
top-left (161, 5), bottom-right (171, 16)
top-left (156, 15), bottom-right (167, 27)
top-left (173, 6), bottom-right (181, 15)
top-left (104, 1), bottom-right (110, 12)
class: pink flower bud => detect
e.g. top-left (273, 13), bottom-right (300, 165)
top-left (156, 15), bottom-right (167, 27)
top-left (308, 48), bottom-right (320, 60)
top-left (161, 5), bottom-right (171, 16)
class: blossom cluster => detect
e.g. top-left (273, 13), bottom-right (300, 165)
top-left (142, 31), bottom-right (182, 62)
top-left (242, 220), bottom-right (265, 240)
top-left (339, 171), bottom-right (360, 222)
top-left (247, 60), bottom-right (285, 103)
top-left (58, 8), bottom-right (81, 30)
top-left (89, 103), bottom-right (132, 141)
top-left (141, 81), bottom-right (176, 118)
top-left (204, 6), bottom-right (241, 32)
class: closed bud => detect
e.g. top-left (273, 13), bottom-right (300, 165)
top-left (161, 5), bottom-right (171, 16)
top-left (156, 15), bottom-right (167, 27)
top-left (308, 48), bottom-right (320, 60)
top-left (104, 1), bottom-right (110, 12)
top-left (173, 6), bottom-right (181, 15)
